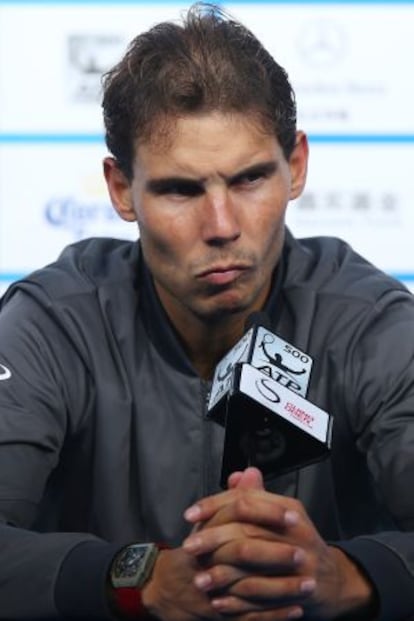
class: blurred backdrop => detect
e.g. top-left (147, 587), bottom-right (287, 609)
top-left (1, 0), bottom-right (413, 293)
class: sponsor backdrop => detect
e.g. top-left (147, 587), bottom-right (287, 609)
top-left (1, 1), bottom-right (414, 293)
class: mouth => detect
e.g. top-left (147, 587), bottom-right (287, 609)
top-left (196, 264), bottom-right (251, 286)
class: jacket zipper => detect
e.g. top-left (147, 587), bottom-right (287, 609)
top-left (200, 378), bottom-right (213, 497)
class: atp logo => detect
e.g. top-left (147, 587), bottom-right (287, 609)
top-left (251, 328), bottom-right (313, 398)
top-left (259, 333), bottom-right (307, 377)
top-left (217, 340), bottom-right (250, 382)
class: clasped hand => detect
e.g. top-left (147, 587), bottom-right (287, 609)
top-left (142, 468), bottom-right (374, 621)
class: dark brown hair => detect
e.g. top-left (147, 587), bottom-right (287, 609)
top-left (102, 2), bottom-right (297, 180)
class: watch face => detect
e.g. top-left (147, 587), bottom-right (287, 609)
top-left (112, 546), bottom-right (147, 580)
top-left (111, 543), bottom-right (158, 589)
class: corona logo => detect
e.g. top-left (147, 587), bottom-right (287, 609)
top-left (44, 196), bottom-right (118, 239)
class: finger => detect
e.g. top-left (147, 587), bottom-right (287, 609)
top-left (193, 547), bottom-right (306, 594)
top-left (227, 471), bottom-right (244, 489)
top-left (185, 529), bottom-right (305, 570)
top-left (210, 593), bottom-right (305, 618)
top-left (240, 607), bottom-right (305, 621)
top-left (207, 576), bottom-right (315, 617)
top-left (184, 484), bottom-right (274, 525)
top-left (185, 522), bottom-right (286, 556)
top-left (194, 564), bottom-right (250, 592)
top-left (213, 574), bottom-right (316, 603)
top-left (185, 494), bottom-right (295, 535)
top-left (229, 467), bottom-right (265, 490)
top-left (184, 488), bottom-right (240, 523)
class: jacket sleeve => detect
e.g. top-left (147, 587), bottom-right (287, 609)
top-left (0, 288), bottom-right (121, 618)
top-left (336, 289), bottom-right (414, 620)
top-left (335, 535), bottom-right (414, 621)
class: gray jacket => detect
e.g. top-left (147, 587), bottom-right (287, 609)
top-left (0, 230), bottom-right (413, 619)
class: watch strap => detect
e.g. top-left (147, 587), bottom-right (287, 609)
top-left (111, 585), bottom-right (153, 620)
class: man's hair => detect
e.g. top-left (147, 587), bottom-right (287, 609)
top-left (102, 2), bottom-right (297, 180)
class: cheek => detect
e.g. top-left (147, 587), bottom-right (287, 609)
top-left (249, 199), bottom-right (286, 239)
top-left (139, 225), bottom-right (175, 261)
top-left (138, 217), bottom-right (192, 268)
top-left (254, 205), bottom-right (287, 262)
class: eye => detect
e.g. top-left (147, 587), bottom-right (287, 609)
top-left (231, 163), bottom-right (276, 189)
top-left (233, 171), bottom-right (266, 190)
top-left (163, 181), bottom-right (203, 197)
top-left (148, 179), bottom-right (204, 198)
top-left (240, 171), bottom-right (264, 185)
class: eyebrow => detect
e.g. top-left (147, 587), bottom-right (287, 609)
top-left (145, 160), bottom-right (278, 195)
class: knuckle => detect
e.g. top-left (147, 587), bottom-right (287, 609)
top-left (236, 539), bottom-right (253, 562)
top-left (234, 495), bottom-right (253, 518)
top-left (289, 497), bottom-right (304, 513)
top-left (209, 565), bottom-right (231, 586)
top-left (241, 522), bottom-right (260, 538)
top-left (237, 578), bottom-right (259, 597)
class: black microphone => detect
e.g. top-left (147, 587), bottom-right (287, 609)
top-left (207, 313), bottom-right (333, 487)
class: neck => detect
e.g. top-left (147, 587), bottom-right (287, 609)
top-left (173, 311), bottom-right (248, 380)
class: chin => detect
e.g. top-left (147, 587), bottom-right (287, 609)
top-left (193, 297), bottom-right (256, 324)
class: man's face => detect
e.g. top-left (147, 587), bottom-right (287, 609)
top-left (105, 112), bottom-right (308, 325)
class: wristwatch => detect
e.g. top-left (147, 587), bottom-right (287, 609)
top-left (111, 543), bottom-right (159, 588)
top-left (109, 543), bottom-right (160, 619)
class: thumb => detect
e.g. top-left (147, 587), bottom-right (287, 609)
top-left (228, 467), bottom-right (264, 490)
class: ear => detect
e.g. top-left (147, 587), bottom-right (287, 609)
top-left (103, 156), bottom-right (137, 222)
top-left (288, 131), bottom-right (309, 200)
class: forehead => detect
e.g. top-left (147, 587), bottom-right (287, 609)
top-left (134, 112), bottom-right (284, 176)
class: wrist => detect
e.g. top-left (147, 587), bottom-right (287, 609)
top-left (330, 546), bottom-right (378, 620)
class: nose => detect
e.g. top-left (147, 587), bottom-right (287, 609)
top-left (201, 189), bottom-right (241, 245)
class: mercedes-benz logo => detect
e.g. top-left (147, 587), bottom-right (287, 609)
top-left (298, 20), bottom-right (347, 67)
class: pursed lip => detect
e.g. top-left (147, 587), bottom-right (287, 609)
top-left (196, 263), bottom-right (251, 286)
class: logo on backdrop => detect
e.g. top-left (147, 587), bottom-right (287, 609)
top-left (43, 172), bottom-right (137, 241)
top-left (67, 34), bottom-right (126, 102)
top-left (297, 20), bottom-right (347, 68)
top-left (44, 196), bottom-right (123, 239)
top-left (292, 189), bottom-right (400, 227)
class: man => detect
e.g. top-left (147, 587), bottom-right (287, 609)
top-left (0, 3), bottom-right (413, 620)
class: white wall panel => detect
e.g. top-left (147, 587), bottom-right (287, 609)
top-left (0, 142), bottom-right (137, 276)
top-left (0, 1), bottom-right (413, 293)
top-left (0, 3), bottom-right (187, 133)
top-left (287, 143), bottom-right (412, 276)
top-left (228, 3), bottom-right (414, 134)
